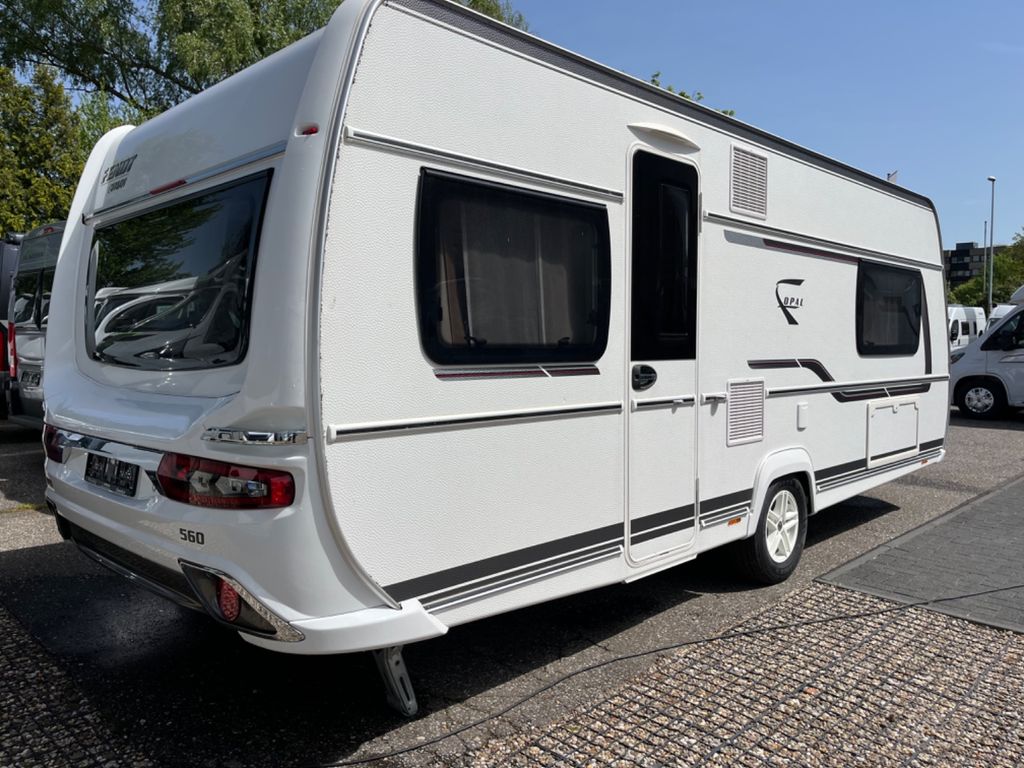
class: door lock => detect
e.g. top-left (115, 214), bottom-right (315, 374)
top-left (632, 364), bottom-right (657, 391)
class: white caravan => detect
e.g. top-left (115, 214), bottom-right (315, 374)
top-left (947, 305), bottom-right (985, 349)
top-left (950, 286), bottom-right (1024, 417)
top-left (44, 0), bottom-right (948, 714)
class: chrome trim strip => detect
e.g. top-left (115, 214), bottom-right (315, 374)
top-left (85, 141), bottom-right (287, 223)
top-left (328, 402), bottom-right (623, 440)
top-left (345, 126), bottom-right (624, 202)
top-left (817, 448), bottom-right (943, 492)
top-left (767, 374), bottom-right (948, 398)
top-left (707, 212), bottom-right (945, 272)
top-left (632, 395), bottom-right (696, 411)
top-left (75, 543), bottom-right (202, 611)
top-left (51, 428), bottom-right (164, 470)
top-left (201, 428), bottom-right (309, 446)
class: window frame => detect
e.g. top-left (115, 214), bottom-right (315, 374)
top-left (415, 169), bottom-right (612, 367)
top-left (855, 260), bottom-right (923, 357)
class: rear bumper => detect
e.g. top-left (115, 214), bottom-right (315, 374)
top-left (46, 468), bottom-right (448, 655)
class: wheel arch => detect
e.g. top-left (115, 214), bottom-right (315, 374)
top-left (954, 373), bottom-right (1008, 400)
top-left (747, 447), bottom-right (815, 539)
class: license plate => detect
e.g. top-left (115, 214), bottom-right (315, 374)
top-left (85, 453), bottom-right (140, 497)
top-left (21, 371), bottom-right (40, 387)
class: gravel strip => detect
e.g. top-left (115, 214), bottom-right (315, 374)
top-left (464, 583), bottom-right (1024, 767)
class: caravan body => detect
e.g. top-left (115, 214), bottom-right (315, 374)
top-left (45, 0), bottom-right (947, 665)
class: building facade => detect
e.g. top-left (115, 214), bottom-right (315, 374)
top-left (943, 241), bottom-right (1007, 289)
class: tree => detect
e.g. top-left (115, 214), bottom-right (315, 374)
top-left (949, 232), bottom-right (1024, 307)
top-left (650, 72), bottom-right (735, 117)
top-left (0, 66), bottom-right (83, 234)
top-left (0, 0), bottom-right (528, 116)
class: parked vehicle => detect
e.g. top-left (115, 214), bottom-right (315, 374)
top-left (989, 303), bottom-right (1015, 328)
top-left (1, 232), bottom-right (24, 419)
top-left (43, 0), bottom-right (948, 714)
top-left (948, 305), bottom-right (986, 349)
top-left (951, 287), bottom-right (1024, 418)
top-left (6, 223), bottom-right (63, 429)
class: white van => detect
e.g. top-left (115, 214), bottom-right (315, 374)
top-left (950, 289), bottom-right (1024, 418)
top-left (6, 222), bottom-right (63, 429)
top-left (947, 305), bottom-right (986, 349)
top-left (44, 0), bottom-right (948, 713)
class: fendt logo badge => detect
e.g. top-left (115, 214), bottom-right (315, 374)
top-left (100, 154), bottom-right (138, 193)
top-left (775, 279), bottom-right (805, 325)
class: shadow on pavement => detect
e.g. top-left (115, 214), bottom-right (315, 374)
top-left (0, 490), bottom-right (900, 767)
top-left (948, 409), bottom-right (1024, 431)
top-left (0, 423), bottom-right (46, 511)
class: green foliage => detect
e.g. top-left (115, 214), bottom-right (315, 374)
top-left (462, 0), bottom-right (528, 30)
top-left (949, 232), bottom-right (1024, 307)
top-left (650, 71), bottom-right (735, 117)
top-left (0, 66), bottom-right (82, 234)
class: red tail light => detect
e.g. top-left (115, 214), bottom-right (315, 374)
top-left (43, 424), bottom-right (66, 463)
top-left (156, 453), bottom-right (295, 509)
top-left (7, 322), bottom-right (15, 379)
top-left (216, 578), bottom-right (242, 622)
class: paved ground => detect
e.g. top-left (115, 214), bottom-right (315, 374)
top-left (1, 412), bottom-right (1023, 766)
top-left (463, 584), bottom-right (1024, 767)
top-left (822, 475), bottom-right (1024, 634)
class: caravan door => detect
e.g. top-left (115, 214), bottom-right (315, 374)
top-left (626, 150), bottom-right (700, 562)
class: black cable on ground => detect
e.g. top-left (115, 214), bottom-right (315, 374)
top-left (318, 582), bottom-right (1024, 767)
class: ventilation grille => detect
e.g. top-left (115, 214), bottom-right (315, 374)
top-left (727, 379), bottom-right (765, 446)
top-left (730, 146), bottom-right (768, 218)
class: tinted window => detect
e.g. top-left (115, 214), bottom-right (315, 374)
top-left (12, 272), bottom-right (38, 324)
top-left (89, 172), bottom-right (270, 370)
top-left (417, 170), bottom-right (610, 365)
top-left (856, 262), bottom-right (922, 356)
top-left (981, 311), bottom-right (1024, 351)
top-left (39, 268), bottom-right (55, 326)
top-left (631, 151), bottom-right (698, 361)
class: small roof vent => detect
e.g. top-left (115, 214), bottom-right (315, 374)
top-left (730, 146), bottom-right (768, 219)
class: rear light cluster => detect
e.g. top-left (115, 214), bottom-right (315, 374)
top-left (156, 452), bottom-right (295, 509)
top-left (43, 424), bottom-right (66, 463)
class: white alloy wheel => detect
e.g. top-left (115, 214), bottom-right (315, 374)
top-left (964, 386), bottom-right (995, 414)
top-left (765, 489), bottom-right (800, 564)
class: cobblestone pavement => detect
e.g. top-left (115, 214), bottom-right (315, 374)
top-left (464, 583), bottom-right (1024, 767)
top-left (822, 475), bottom-right (1024, 633)
top-left (0, 606), bottom-right (152, 768)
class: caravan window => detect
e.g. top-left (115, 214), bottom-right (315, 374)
top-left (87, 172), bottom-right (271, 370)
top-left (417, 170), bottom-right (611, 365)
top-left (856, 262), bottom-right (922, 356)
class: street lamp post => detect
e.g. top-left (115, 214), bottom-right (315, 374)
top-left (988, 176), bottom-right (996, 315)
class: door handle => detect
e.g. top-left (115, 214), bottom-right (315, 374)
top-left (701, 393), bottom-right (727, 404)
top-left (632, 364), bottom-right (657, 391)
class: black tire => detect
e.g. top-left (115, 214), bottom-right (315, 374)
top-left (955, 379), bottom-right (1006, 420)
top-left (736, 477), bottom-right (807, 585)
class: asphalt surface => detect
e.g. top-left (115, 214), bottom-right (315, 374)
top-left (1, 411), bottom-right (1024, 767)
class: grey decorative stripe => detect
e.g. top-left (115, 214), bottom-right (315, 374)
top-left (385, 521), bottom-right (624, 602)
top-left (817, 448), bottom-right (943, 492)
top-left (422, 545), bottom-right (621, 612)
top-left (329, 402), bottom-right (622, 439)
top-left (870, 445), bottom-right (918, 462)
top-left (630, 518), bottom-right (694, 547)
top-left (700, 489), bottom-right (753, 515)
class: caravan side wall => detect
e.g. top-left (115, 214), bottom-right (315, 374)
top-left (317, 2), bottom-right (947, 626)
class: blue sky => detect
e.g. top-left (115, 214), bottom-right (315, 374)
top-left (512, 0), bottom-right (1023, 249)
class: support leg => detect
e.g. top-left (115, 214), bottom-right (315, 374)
top-left (372, 645), bottom-right (418, 717)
